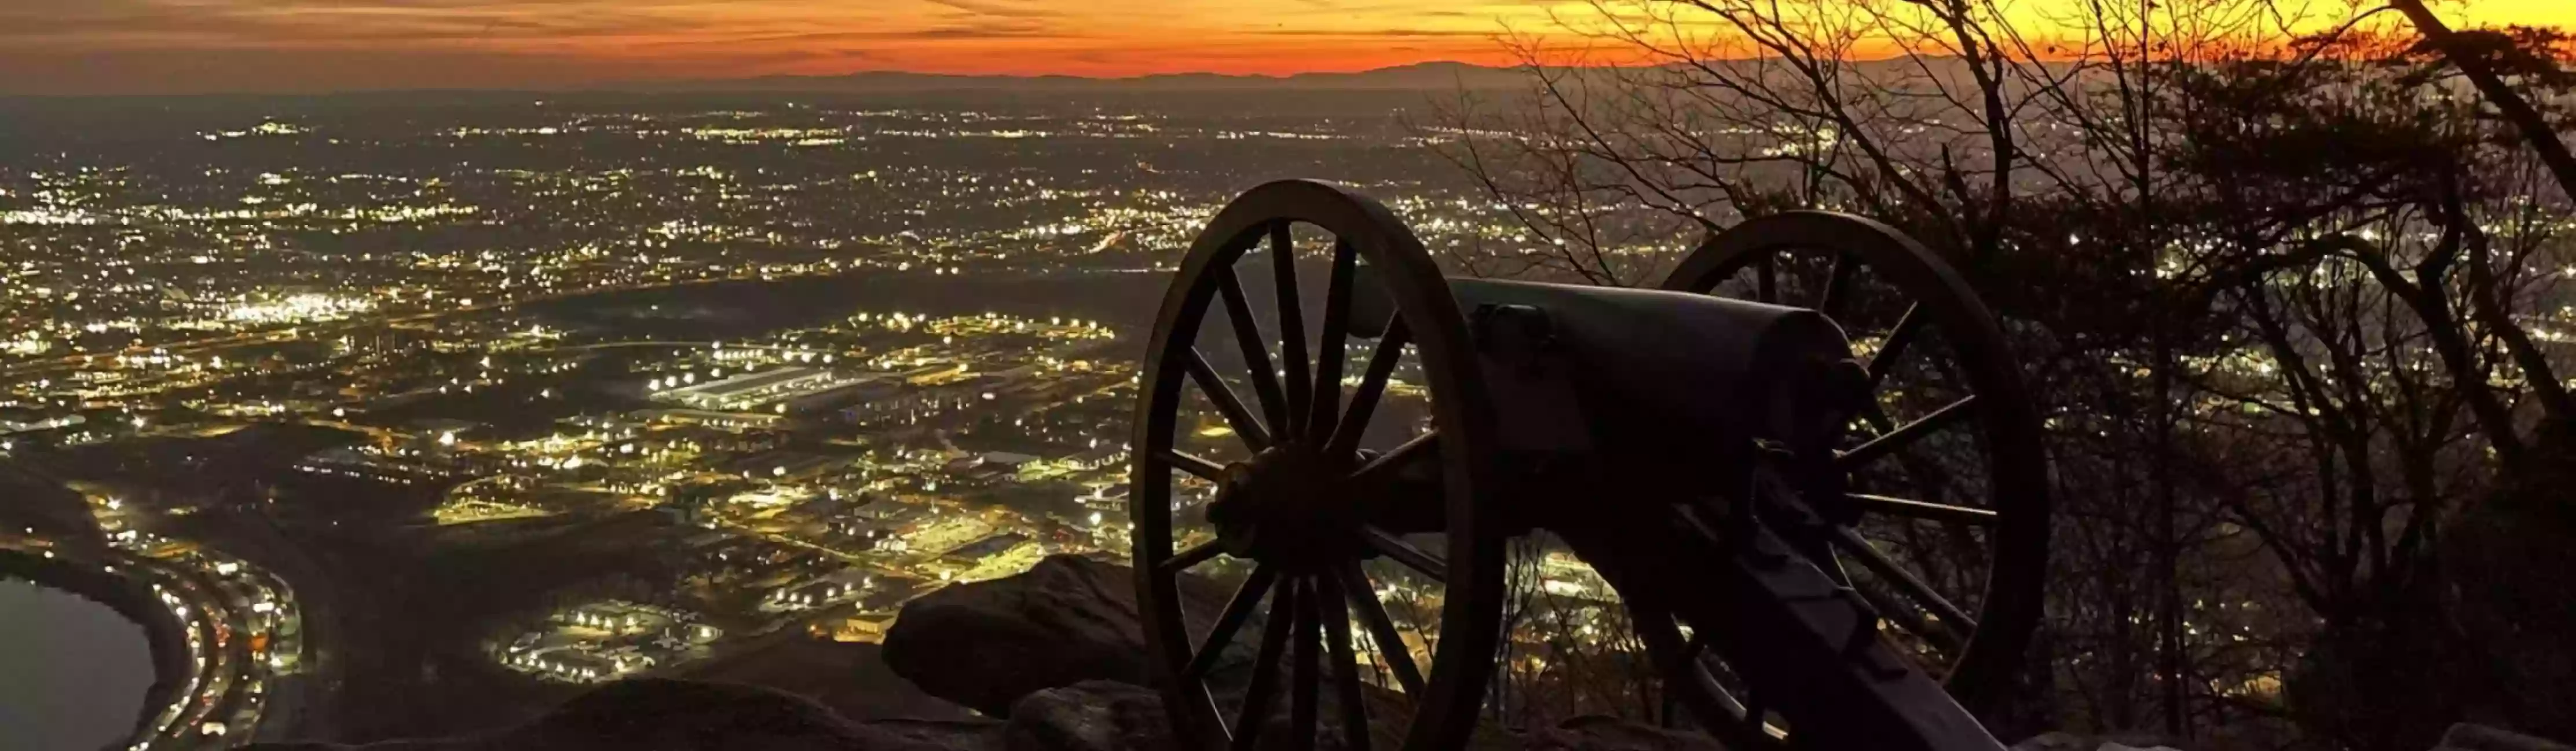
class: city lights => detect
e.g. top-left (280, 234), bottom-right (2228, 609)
top-left (224, 294), bottom-right (374, 325)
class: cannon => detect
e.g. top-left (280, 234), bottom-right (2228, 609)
top-left (1128, 180), bottom-right (2048, 750)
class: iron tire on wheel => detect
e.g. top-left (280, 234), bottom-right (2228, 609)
top-left (1652, 210), bottom-right (2051, 734)
top-left (1129, 179), bottom-right (1505, 751)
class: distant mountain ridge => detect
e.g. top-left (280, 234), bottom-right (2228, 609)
top-left (620, 61), bottom-right (1542, 93)
top-left (610, 57), bottom-right (1993, 95)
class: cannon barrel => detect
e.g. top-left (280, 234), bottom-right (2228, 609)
top-left (1358, 272), bottom-right (1865, 482)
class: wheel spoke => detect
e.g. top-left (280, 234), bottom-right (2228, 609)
top-left (1347, 432), bottom-right (1436, 487)
top-left (1640, 610), bottom-right (1752, 738)
top-left (1316, 575), bottom-right (1373, 751)
top-left (1802, 533), bottom-right (1854, 587)
top-left (1838, 395), bottom-right (1977, 469)
top-left (1854, 396), bottom-right (1899, 437)
top-left (1865, 304), bottom-right (1924, 392)
top-left (1816, 251), bottom-right (1854, 316)
top-left (1702, 670), bottom-right (1757, 734)
top-left (1183, 348), bottom-right (1271, 450)
top-left (1333, 563), bottom-right (1425, 695)
top-left (1360, 525), bottom-right (1448, 581)
top-left (1270, 221), bottom-right (1312, 439)
top-left (1633, 608), bottom-right (1693, 714)
top-left (1829, 525), bottom-right (1977, 637)
top-left (1326, 317), bottom-right (1408, 460)
top-left (1230, 578), bottom-right (1301, 750)
top-left (1756, 252), bottom-right (1777, 303)
top-left (1289, 578), bottom-right (1322, 751)
top-left (1161, 539), bottom-right (1225, 575)
top-left (1188, 566), bottom-right (1280, 678)
top-left (1846, 568), bottom-right (1966, 653)
top-left (1306, 239), bottom-right (1358, 442)
top-left (1847, 493), bottom-right (1997, 526)
top-left (1159, 449), bottom-right (1227, 482)
top-left (1216, 268), bottom-right (1292, 434)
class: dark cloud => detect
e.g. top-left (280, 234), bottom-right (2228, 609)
top-left (652, 24), bottom-right (1069, 46)
top-left (920, 0), bottom-right (1060, 19)
top-left (0, 47), bottom-right (661, 94)
top-left (0, 0), bottom-right (677, 47)
top-left (874, 26), bottom-right (1057, 39)
top-left (0, 0), bottom-right (1530, 93)
top-left (1250, 28), bottom-right (1497, 38)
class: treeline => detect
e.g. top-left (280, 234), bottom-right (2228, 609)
top-left (1433, 1), bottom-right (2576, 747)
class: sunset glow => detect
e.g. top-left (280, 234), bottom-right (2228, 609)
top-left (2, 0), bottom-right (2570, 94)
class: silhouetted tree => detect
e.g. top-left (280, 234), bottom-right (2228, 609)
top-left (1430, 0), bottom-right (2575, 746)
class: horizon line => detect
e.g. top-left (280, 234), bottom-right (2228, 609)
top-left (1, 57), bottom-right (2022, 99)
top-left (0, 60), bottom-right (1541, 99)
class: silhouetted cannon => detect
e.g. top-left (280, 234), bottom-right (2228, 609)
top-left (1128, 180), bottom-right (2048, 750)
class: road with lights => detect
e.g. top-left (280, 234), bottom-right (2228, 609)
top-left (0, 526), bottom-right (308, 750)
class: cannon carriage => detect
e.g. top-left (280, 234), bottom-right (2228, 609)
top-left (1128, 180), bottom-right (2048, 750)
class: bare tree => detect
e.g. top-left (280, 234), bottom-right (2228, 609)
top-left (1428, 0), bottom-right (2575, 745)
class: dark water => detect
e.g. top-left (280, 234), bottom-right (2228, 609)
top-left (0, 578), bottom-right (155, 751)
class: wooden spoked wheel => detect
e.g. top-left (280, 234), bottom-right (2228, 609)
top-left (1130, 179), bottom-right (1503, 751)
top-left (1647, 211), bottom-right (2051, 744)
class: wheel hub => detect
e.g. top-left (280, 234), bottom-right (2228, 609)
top-left (1206, 445), bottom-right (1362, 568)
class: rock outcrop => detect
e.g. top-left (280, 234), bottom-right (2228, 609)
top-left (2440, 723), bottom-right (2576, 751)
top-left (247, 679), bottom-right (1002, 750)
top-left (246, 677), bottom-right (1739, 750)
top-left (2008, 732), bottom-right (2182, 751)
top-left (872, 555), bottom-right (1729, 750)
top-left (880, 553), bottom-right (1231, 717)
top-left (255, 555), bottom-right (2576, 751)
top-left (1514, 716), bottom-right (1729, 750)
top-left (1002, 681), bottom-right (1176, 751)
top-left (243, 680), bottom-right (1184, 751)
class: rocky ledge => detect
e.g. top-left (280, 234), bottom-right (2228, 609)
top-left (243, 677), bottom-right (1148, 751)
top-left (250, 555), bottom-right (2571, 751)
top-left (876, 554), bottom-right (1211, 718)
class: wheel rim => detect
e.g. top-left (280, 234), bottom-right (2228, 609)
top-left (1130, 179), bottom-right (1503, 751)
top-left (1652, 211), bottom-right (2051, 730)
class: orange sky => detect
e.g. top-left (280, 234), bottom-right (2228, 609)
top-left (0, 0), bottom-right (2567, 94)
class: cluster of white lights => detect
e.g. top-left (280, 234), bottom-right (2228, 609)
top-left (224, 294), bottom-right (373, 324)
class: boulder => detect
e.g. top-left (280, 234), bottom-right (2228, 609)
top-left (866, 719), bottom-right (1008, 751)
top-left (678, 636), bottom-right (980, 723)
top-left (1516, 715), bottom-right (1731, 750)
top-left (883, 554), bottom-right (1230, 717)
top-left (2440, 723), bottom-right (2576, 751)
top-left (2010, 732), bottom-right (2098, 751)
top-left (1004, 680), bottom-right (1176, 751)
top-left (2008, 732), bottom-right (2181, 751)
